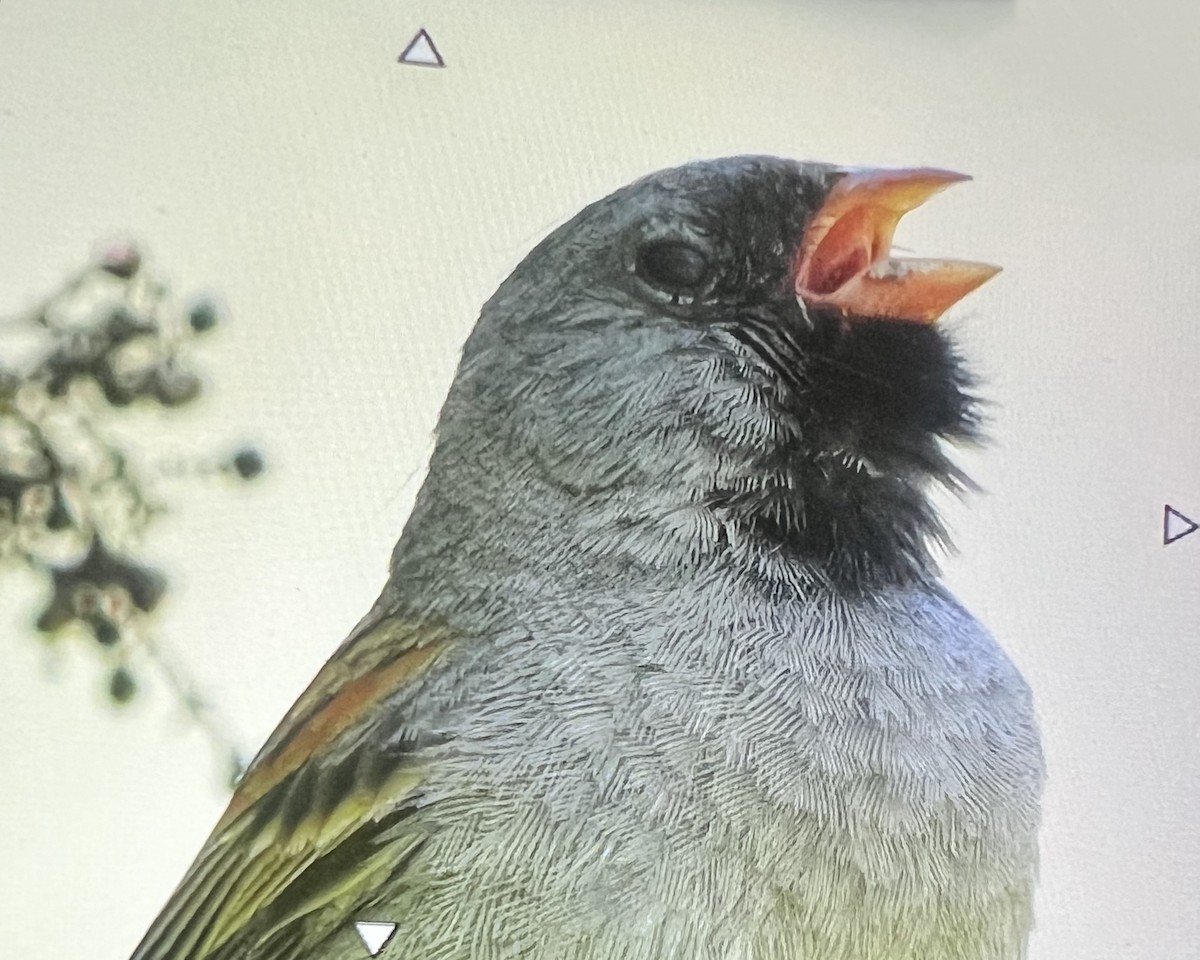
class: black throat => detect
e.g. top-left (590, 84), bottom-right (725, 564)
top-left (706, 305), bottom-right (981, 592)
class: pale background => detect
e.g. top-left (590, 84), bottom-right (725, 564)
top-left (1, 1), bottom-right (1198, 958)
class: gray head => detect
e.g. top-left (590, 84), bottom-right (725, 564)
top-left (417, 156), bottom-right (998, 590)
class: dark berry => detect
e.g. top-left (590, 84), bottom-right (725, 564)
top-left (93, 617), bottom-right (120, 646)
top-left (188, 300), bottom-right (219, 333)
top-left (231, 448), bottom-right (264, 480)
top-left (108, 667), bottom-right (136, 703)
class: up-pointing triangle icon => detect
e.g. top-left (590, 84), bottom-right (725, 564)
top-left (399, 28), bottom-right (444, 67)
top-left (1164, 505), bottom-right (1199, 545)
top-left (355, 921), bottom-right (398, 956)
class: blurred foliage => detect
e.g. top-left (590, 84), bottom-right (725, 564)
top-left (1, 241), bottom-right (261, 786)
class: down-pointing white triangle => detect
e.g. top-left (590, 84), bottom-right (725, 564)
top-left (399, 29), bottom-right (444, 67)
top-left (1164, 505), bottom-right (1199, 544)
top-left (355, 921), bottom-right (398, 956)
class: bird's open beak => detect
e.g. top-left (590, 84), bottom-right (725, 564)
top-left (794, 167), bottom-right (1001, 324)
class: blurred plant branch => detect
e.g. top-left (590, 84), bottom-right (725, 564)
top-left (1, 241), bottom-right (262, 787)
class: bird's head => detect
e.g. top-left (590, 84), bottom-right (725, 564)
top-left (432, 156), bottom-right (998, 589)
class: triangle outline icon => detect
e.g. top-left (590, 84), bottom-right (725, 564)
top-left (399, 28), bottom-right (444, 67)
top-left (1164, 505), bottom-right (1199, 545)
top-left (355, 920), bottom-right (398, 956)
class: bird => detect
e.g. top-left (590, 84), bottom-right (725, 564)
top-left (129, 156), bottom-right (1044, 960)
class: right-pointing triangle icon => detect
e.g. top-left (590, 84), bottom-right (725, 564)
top-left (1164, 505), bottom-right (1199, 545)
top-left (399, 28), bottom-right (444, 67)
top-left (355, 921), bottom-right (398, 956)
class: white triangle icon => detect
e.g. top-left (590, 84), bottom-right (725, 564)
top-left (1165, 505), bottom-right (1199, 545)
top-left (399, 29), bottom-right (444, 67)
top-left (355, 921), bottom-right (398, 956)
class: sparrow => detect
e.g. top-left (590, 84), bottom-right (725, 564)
top-left (129, 156), bottom-right (1044, 960)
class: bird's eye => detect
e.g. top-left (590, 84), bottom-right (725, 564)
top-left (635, 240), bottom-right (710, 298)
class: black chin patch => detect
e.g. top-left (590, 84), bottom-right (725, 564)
top-left (800, 309), bottom-right (980, 475)
top-left (709, 305), bottom-right (981, 589)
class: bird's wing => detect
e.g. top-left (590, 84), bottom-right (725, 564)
top-left (129, 607), bottom-right (457, 960)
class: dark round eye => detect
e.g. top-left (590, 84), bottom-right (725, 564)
top-left (635, 240), bottom-right (710, 296)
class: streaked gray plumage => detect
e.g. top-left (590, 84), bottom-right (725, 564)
top-left (131, 156), bottom-right (1043, 960)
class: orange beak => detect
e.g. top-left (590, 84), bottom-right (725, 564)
top-left (794, 167), bottom-right (1001, 324)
